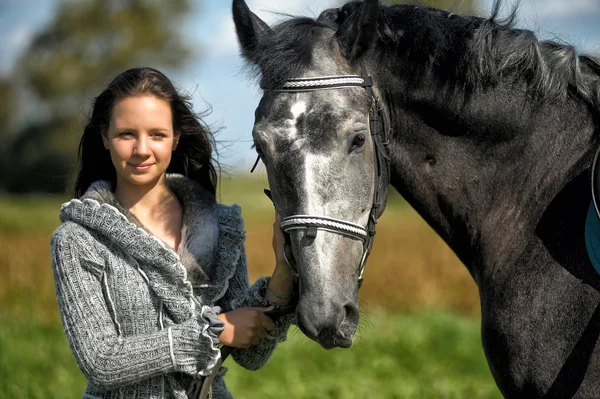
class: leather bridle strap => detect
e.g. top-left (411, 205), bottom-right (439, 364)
top-left (280, 215), bottom-right (368, 241)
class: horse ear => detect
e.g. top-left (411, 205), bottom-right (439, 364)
top-left (335, 0), bottom-right (380, 62)
top-left (232, 0), bottom-right (272, 63)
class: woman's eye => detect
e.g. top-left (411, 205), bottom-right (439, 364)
top-left (351, 133), bottom-right (366, 151)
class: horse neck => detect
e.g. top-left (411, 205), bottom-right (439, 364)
top-left (372, 62), bottom-right (598, 281)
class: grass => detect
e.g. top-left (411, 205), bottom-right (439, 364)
top-left (0, 312), bottom-right (501, 399)
top-left (0, 174), bottom-right (496, 398)
top-left (226, 311), bottom-right (501, 399)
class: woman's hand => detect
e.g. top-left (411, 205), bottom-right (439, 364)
top-left (272, 213), bottom-right (288, 270)
top-left (217, 307), bottom-right (275, 348)
top-left (265, 212), bottom-right (296, 306)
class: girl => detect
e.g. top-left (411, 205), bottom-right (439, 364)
top-left (50, 67), bottom-right (296, 399)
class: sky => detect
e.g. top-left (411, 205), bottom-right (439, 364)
top-left (1, 0), bottom-right (599, 171)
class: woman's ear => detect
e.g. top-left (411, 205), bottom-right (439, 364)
top-left (173, 134), bottom-right (180, 151)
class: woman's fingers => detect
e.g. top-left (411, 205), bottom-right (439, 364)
top-left (260, 313), bottom-right (275, 331)
top-left (257, 326), bottom-right (268, 339)
top-left (221, 307), bottom-right (281, 348)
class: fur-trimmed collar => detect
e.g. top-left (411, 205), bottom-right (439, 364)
top-left (59, 174), bottom-right (246, 320)
top-left (77, 174), bottom-right (220, 285)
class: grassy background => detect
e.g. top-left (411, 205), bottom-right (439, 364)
top-left (0, 174), bottom-right (500, 398)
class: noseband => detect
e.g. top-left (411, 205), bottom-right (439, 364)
top-left (258, 64), bottom-right (391, 287)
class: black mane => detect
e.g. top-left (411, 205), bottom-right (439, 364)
top-left (250, 17), bottom-right (337, 89)
top-left (368, 0), bottom-right (600, 109)
top-left (248, 0), bottom-right (600, 110)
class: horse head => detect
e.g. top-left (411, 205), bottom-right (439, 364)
top-left (233, 0), bottom-right (387, 349)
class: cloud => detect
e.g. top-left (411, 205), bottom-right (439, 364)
top-left (0, 1), bottom-right (56, 74)
top-left (8, 24), bottom-right (35, 49)
top-left (518, 0), bottom-right (600, 19)
top-left (0, 23), bottom-right (36, 73)
top-left (248, 0), bottom-right (338, 23)
top-left (491, 0), bottom-right (600, 22)
top-left (482, 0), bottom-right (600, 53)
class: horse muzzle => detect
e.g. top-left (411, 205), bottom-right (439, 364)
top-left (295, 296), bottom-right (359, 349)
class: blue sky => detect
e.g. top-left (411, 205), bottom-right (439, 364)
top-left (1, 0), bottom-right (599, 171)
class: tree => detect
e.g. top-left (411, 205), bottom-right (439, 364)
top-left (5, 0), bottom-right (193, 193)
top-left (0, 78), bottom-right (14, 189)
top-left (0, 78), bottom-right (13, 149)
top-left (0, 79), bottom-right (12, 135)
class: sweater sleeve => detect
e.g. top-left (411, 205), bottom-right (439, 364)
top-left (50, 226), bottom-right (223, 390)
top-left (216, 245), bottom-right (296, 371)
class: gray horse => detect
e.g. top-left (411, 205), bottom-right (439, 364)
top-left (233, 0), bottom-right (600, 397)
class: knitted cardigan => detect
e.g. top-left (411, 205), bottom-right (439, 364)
top-left (50, 174), bottom-right (296, 399)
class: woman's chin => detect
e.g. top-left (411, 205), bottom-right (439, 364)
top-left (119, 171), bottom-right (165, 188)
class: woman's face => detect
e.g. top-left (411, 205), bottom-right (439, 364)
top-left (103, 95), bottom-right (179, 189)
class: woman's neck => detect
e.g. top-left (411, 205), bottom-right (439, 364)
top-left (114, 175), bottom-right (178, 220)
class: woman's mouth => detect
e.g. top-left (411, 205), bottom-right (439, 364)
top-left (130, 163), bottom-right (153, 171)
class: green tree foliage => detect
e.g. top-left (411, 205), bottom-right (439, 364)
top-left (0, 77), bottom-right (15, 148)
top-left (6, 0), bottom-right (192, 193)
top-left (0, 79), bottom-right (14, 189)
top-left (0, 79), bottom-right (13, 138)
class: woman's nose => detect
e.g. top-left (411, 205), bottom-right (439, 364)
top-left (134, 135), bottom-right (150, 156)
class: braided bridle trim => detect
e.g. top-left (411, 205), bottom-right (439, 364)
top-left (281, 216), bottom-right (368, 239)
top-left (282, 77), bottom-right (367, 88)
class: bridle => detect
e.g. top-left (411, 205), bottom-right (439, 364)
top-left (257, 63), bottom-right (391, 287)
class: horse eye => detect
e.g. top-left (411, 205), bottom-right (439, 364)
top-left (351, 133), bottom-right (366, 151)
top-left (253, 142), bottom-right (264, 158)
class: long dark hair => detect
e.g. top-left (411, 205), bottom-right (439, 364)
top-left (74, 67), bottom-right (218, 197)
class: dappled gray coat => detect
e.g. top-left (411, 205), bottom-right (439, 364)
top-left (50, 174), bottom-right (295, 399)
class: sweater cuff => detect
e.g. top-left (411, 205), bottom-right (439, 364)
top-left (169, 306), bottom-right (224, 377)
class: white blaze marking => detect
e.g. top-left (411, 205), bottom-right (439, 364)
top-left (304, 152), bottom-right (330, 215)
top-left (284, 101), bottom-right (307, 140)
top-left (304, 151), bottom-right (335, 274)
top-left (291, 101), bottom-right (306, 119)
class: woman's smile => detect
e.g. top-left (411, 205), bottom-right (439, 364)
top-left (129, 162), bottom-right (154, 171)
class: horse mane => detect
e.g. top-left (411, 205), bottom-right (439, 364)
top-left (360, 0), bottom-right (600, 109)
top-left (248, 1), bottom-right (600, 110)
top-left (250, 17), bottom-right (335, 89)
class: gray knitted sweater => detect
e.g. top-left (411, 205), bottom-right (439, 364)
top-left (50, 174), bottom-right (295, 399)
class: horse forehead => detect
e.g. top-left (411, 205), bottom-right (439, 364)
top-left (264, 90), bottom-right (355, 127)
top-left (262, 93), bottom-right (362, 155)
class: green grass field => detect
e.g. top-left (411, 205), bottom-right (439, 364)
top-left (0, 175), bottom-right (501, 398)
top-left (0, 312), bottom-right (500, 399)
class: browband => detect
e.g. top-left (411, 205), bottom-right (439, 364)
top-left (261, 75), bottom-right (373, 92)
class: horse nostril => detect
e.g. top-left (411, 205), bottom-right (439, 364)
top-left (342, 302), bottom-right (359, 326)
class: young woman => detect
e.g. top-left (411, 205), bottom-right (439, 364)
top-left (50, 67), bottom-right (296, 399)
